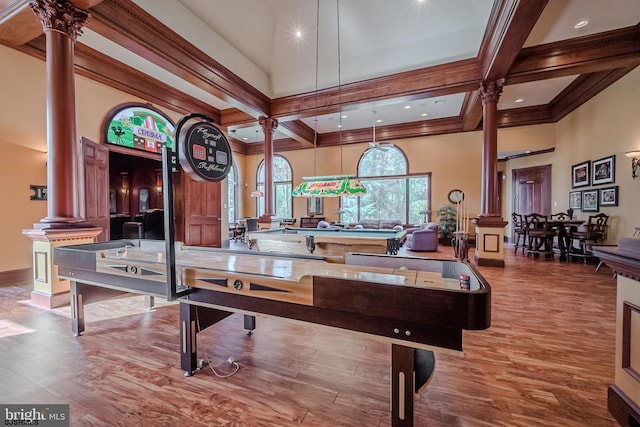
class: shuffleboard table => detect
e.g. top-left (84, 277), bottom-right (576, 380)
top-left (247, 226), bottom-right (407, 261)
top-left (54, 240), bottom-right (491, 427)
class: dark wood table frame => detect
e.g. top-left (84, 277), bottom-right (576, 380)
top-left (55, 242), bottom-right (491, 427)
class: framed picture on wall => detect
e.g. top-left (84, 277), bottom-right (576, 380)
top-left (599, 186), bottom-right (619, 207)
top-left (571, 161), bottom-right (590, 188)
top-left (139, 188), bottom-right (150, 212)
top-left (569, 191), bottom-right (582, 210)
top-left (591, 155), bottom-right (615, 185)
top-left (582, 189), bottom-right (598, 212)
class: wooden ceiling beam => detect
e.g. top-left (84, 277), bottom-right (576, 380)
top-left (277, 120), bottom-right (316, 148)
top-left (507, 25), bottom-right (640, 84)
top-left (270, 58), bottom-right (482, 122)
top-left (315, 117), bottom-right (464, 148)
top-left (549, 66), bottom-right (640, 121)
top-left (18, 36), bottom-right (220, 120)
top-left (88, 0), bottom-right (270, 119)
top-left (480, 0), bottom-right (548, 81)
top-left (497, 105), bottom-right (552, 128)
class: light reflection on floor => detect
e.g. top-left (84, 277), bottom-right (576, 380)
top-left (0, 319), bottom-right (35, 338)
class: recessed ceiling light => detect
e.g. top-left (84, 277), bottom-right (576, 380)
top-left (295, 30), bottom-right (302, 38)
top-left (341, 114), bottom-right (347, 119)
top-left (574, 20), bottom-right (589, 29)
top-left (242, 137), bottom-right (248, 141)
top-left (376, 119), bottom-right (382, 123)
top-left (337, 124), bottom-right (342, 128)
top-left (404, 105), bottom-right (411, 109)
top-left (421, 113), bottom-right (428, 117)
top-left (515, 98), bottom-right (524, 103)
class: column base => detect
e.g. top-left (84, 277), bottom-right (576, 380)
top-left (473, 214), bottom-right (508, 268)
top-left (474, 255), bottom-right (505, 268)
top-left (30, 289), bottom-right (69, 309)
top-left (23, 226), bottom-right (102, 310)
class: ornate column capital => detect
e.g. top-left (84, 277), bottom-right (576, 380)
top-left (29, 0), bottom-right (90, 41)
top-left (479, 79), bottom-right (505, 104)
top-left (258, 116), bottom-right (279, 134)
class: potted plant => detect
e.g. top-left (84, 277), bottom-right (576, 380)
top-left (436, 204), bottom-right (457, 245)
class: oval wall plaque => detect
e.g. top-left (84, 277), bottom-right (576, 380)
top-left (179, 121), bottom-right (232, 182)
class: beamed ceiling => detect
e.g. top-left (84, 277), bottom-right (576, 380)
top-left (1, 0), bottom-right (639, 158)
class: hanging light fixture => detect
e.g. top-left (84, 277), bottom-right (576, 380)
top-left (292, 0), bottom-right (366, 198)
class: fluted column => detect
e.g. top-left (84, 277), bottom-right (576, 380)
top-left (473, 79), bottom-right (508, 268)
top-left (30, 0), bottom-right (90, 226)
top-left (478, 79), bottom-right (503, 215)
top-left (258, 116), bottom-right (278, 218)
top-left (24, 1), bottom-right (100, 309)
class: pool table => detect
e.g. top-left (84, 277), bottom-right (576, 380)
top-left (247, 227), bottom-right (407, 261)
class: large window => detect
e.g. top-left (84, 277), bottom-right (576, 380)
top-left (340, 146), bottom-right (430, 225)
top-left (227, 162), bottom-right (238, 223)
top-left (256, 155), bottom-right (292, 218)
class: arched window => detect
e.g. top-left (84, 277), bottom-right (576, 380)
top-left (227, 162), bottom-right (238, 223)
top-left (340, 146), bottom-right (430, 225)
top-left (256, 155), bottom-right (292, 218)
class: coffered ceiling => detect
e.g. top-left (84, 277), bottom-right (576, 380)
top-left (1, 0), bottom-right (640, 158)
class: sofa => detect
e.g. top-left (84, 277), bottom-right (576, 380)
top-left (405, 222), bottom-right (439, 251)
top-left (354, 219), bottom-right (403, 230)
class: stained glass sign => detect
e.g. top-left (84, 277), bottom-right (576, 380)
top-left (104, 105), bottom-right (175, 153)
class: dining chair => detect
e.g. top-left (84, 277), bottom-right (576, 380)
top-left (550, 212), bottom-right (570, 221)
top-left (525, 213), bottom-right (556, 259)
top-left (511, 213), bottom-right (527, 254)
top-left (549, 212), bottom-right (572, 253)
top-left (568, 213), bottom-right (609, 263)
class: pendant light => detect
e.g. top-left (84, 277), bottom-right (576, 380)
top-left (292, 0), bottom-right (366, 198)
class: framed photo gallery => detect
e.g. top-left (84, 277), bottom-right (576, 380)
top-left (569, 155), bottom-right (618, 211)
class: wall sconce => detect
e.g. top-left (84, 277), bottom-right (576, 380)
top-left (120, 172), bottom-right (129, 195)
top-left (625, 150), bottom-right (640, 179)
top-left (156, 170), bottom-right (163, 192)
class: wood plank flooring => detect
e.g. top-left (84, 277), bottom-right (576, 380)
top-left (0, 244), bottom-right (619, 426)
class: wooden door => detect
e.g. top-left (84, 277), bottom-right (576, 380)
top-left (512, 165), bottom-right (551, 217)
top-left (183, 176), bottom-right (221, 247)
top-left (82, 137), bottom-right (109, 241)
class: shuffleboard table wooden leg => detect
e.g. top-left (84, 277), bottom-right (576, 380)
top-left (180, 302), bottom-right (236, 376)
top-left (391, 344), bottom-right (415, 427)
top-left (144, 295), bottom-right (155, 311)
top-left (244, 315), bottom-right (256, 335)
top-left (70, 281), bottom-right (84, 337)
top-left (180, 303), bottom-right (198, 376)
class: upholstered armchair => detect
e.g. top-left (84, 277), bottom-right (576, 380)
top-left (405, 222), bottom-right (439, 251)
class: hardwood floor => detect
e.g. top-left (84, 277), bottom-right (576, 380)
top-left (0, 244), bottom-right (619, 426)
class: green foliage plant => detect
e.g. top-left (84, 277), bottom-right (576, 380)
top-left (436, 204), bottom-right (457, 242)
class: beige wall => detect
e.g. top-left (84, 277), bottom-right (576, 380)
top-left (1, 43), bottom-right (639, 272)
top-left (0, 44), bottom-right (183, 273)
top-left (504, 66), bottom-right (640, 242)
top-left (0, 142), bottom-right (47, 271)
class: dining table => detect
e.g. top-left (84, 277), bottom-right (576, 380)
top-left (546, 219), bottom-right (585, 261)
